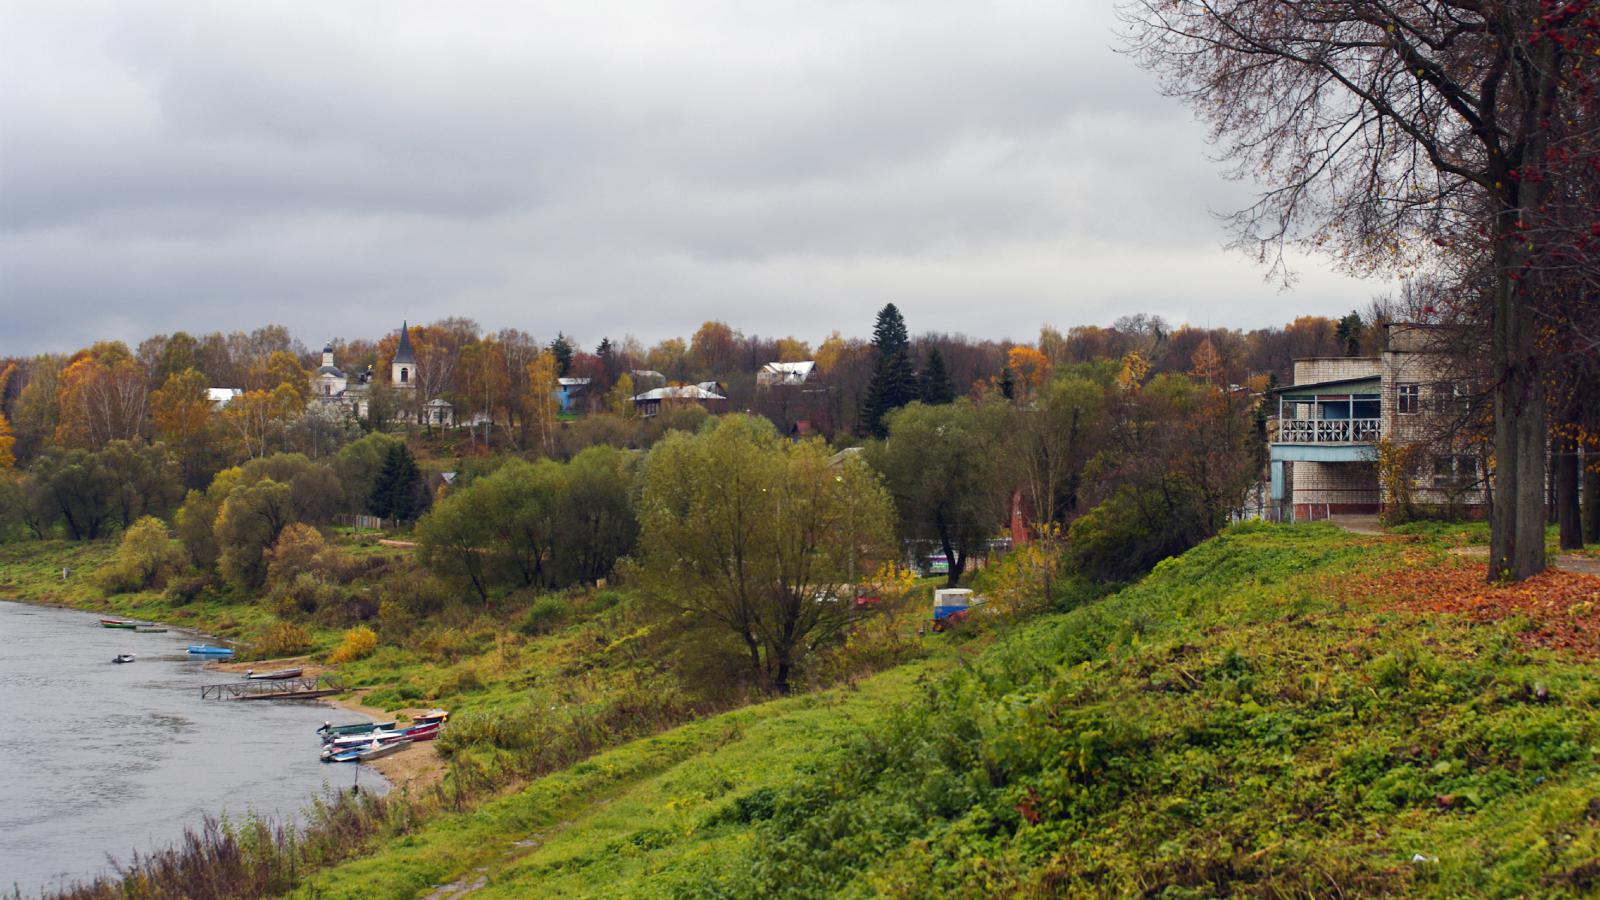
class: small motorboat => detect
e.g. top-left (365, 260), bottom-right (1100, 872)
top-left (111, 653), bottom-right (136, 664)
top-left (321, 745), bottom-right (364, 763)
top-left (326, 728), bottom-right (410, 751)
top-left (358, 738), bottom-right (412, 762)
top-left (402, 721), bottom-right (442, 742)
top-left (412, 708), bottom-right (450, 726)
top-left (318, 720), bottom-right (396, 739)
top-left (244, 667), bottom-right (303, 680)
top-left (187, 645), bottom-right (234, 656)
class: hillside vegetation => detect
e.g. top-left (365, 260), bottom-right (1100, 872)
top-left (286, 523), bottom-right (1600, 897)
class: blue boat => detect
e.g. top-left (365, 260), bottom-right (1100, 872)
top-left (187, 645), bottom-right (234, 656)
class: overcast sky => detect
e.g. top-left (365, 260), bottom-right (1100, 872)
top-left (0, 0), bottom-right (1387, 356)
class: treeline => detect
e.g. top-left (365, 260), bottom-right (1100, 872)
top-left (0, 306), bottom-right (1379, 477)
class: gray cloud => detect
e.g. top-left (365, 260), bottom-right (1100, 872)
top-left (0, 0), bottom-right (1385, 356)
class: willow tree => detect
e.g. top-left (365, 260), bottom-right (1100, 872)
top-left (1123, 0), bottom-right (1600, 580)
top-left (638, 415), bottom-right (895, 693)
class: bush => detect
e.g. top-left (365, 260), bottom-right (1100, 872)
top-left (329, 625), bottom-right (378, 664)
top-left (96, 516), bottom-right (186, 594)
top-left (253, 621), bottom-right (313, 659)
top-left (1066, 483), bottom-right (1211, 583)
top-left (518, 596), bottom-right (569, 636)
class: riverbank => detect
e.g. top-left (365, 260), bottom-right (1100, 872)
top-left (0, 601), bottom-right (383, 896)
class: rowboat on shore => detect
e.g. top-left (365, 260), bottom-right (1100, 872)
top-left (321, 736), bottom-right (413, 762)
top-left (326, 728), bottom-right (411, 750)
top-left (187, 645), bottom-right (234, 656)
top-left (318, 720), bottom-right (396, 739)
top-left (100, 619), bottom-right (141, 629)
top-left (358, 738), bottom-right (412, 762)
top-left (244, 667), bottom-right (304, 680)
top-left (412, 708), bottom-right (450, 726)
top-left (402, 721), bottom-right (441, 742)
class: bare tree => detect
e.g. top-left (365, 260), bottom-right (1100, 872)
top-left (1123, 0), bottom-right (1600, 579)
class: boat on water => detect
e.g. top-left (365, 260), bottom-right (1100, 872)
top-left (244, 667), bottom-right (303, 680)
top-left (358, 738), bottom-right (412, 761)
top-left (111, 653), bottom-right (136, 664)
top-left (100, 619), bottom-right (142, 629)
top-left (318, 720), bottom-right (396, 739)
top-left (134, 626), bottom-right (167, 633)
top-left (187, 645), bottom-right (234, 656)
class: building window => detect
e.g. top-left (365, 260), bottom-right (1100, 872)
top-left (1397, 383), bottom-right (1420, 415)
top-left (1432, 455), bottom-right (1479, 489)
top-left (400, 367), bottom-right (409, 384)
top-left (1432, 382), bottom-right (1469, 414)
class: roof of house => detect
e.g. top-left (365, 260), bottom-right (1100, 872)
top-left (761, 361), bottom-right (816, 377)
top-left (1269, 375), bottom-right (1381, 398)
top-left (633, 385), bottom-right (727, 402)
top-left (393, 322), bottom-right (415, 364)
top-left (316, 364), bottom-right (345, 377)
top-left (557, 377), bottom-right (591, 387)
top-left (425, 397), bottom-right (454, 408)
top-left (207, 387), bottom-right (243, 406)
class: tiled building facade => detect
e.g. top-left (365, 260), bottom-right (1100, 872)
top-left (1268, 324), bottom-right (1486, 521)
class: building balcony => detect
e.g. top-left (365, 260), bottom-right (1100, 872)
top-left (1277, 417), bottom-right (1381, 445)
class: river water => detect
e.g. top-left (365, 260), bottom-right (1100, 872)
top-left (0, 601), bottom-right (388, 896)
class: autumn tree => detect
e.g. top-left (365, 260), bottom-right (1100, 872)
top-left (525, 351), bottom-right (562, 456)
top-left (1006, 346), bottom-right (1052, 400)
top-left (0, 362), bottom-right (15, 471)
top-left (150, 367), bottom-right (219, 486)
top-left (1124, 0), bottom-right (1600, 579)
top-left (55, 343), bottom-right (148, 449)
top-left (638, 415), bottom-right (895, 692)
top-left (687, 320), bottom-right (738, 379)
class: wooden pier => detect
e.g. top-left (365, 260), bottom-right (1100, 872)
top-left (201, 675), bottom-right (343, 701)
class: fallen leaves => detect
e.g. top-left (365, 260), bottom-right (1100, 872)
top-left (1340, 557), bottom-right (1600, 657)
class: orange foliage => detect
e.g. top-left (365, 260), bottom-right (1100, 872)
top-left (1341, 554), bottom-right (1600, 657)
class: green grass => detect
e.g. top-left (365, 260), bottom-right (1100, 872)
top-left (289, 523), bottom-right (1600, 897)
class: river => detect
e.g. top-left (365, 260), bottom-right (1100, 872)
top-left (0, 601), bottom-right (388, 896)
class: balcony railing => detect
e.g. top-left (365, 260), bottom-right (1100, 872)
top-left (1278, 417), bottom-right (1381, 444)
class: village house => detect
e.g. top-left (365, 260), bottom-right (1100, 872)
top-left (632, 384), bottom-right (727, 418)
top-left (1267, 323), bottom-right (1487, 521)
top-left (756, 360), bottom-right (816, 387)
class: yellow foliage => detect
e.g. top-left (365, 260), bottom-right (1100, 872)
top-left (330, 625), bottom-right (378, 664)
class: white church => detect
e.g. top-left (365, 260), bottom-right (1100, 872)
top-left (310, 322), bottom-right (454, 425)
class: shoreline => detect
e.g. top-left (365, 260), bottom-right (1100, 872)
top-left (3, 593), bottom-right (450, 797)
top-left (202, 656), bottom-right (450, 793)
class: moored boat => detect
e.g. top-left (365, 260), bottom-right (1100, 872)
top-left (326, 728), bottom-right (410, 750)
top-left (111, 653), bottom-right (136, 664)
top-left (402, 721), bottom-right (442, 742)
top-left (244, 667), bottom-right (303, 680)
top-left (187, 645), bottom-right (234, 656)
top-left (318, 720), bottom-right (396, 739)
top-left (134, 626), bottom-right (167, 633)
top-left (100, 619), bottom-right (141, 629)
top-left (358, 738), bottom-right (412, 761)
top-left (412, 708), bottom-right (450, 725)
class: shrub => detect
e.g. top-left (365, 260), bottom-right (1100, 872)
top-left (518, 595), bottom-right (569, 636)
top-left (328, 625), bottom-right (378, 664)
top-left (96, 516), bottom-right (186, 594)
top-left (253, 621), bottom-right (313, 659)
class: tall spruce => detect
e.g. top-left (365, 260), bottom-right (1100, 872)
top-left (370, 442), bottom-right (422, 521)
top-left (919, 346), bottom-right (956, 405)
top-left (861, 304), bottom-right (919, 437)
top-left (547, 334), bottom-right (574, 377)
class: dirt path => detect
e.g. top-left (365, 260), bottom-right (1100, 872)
top-left (1444, 545), bottom-right (1600, 575)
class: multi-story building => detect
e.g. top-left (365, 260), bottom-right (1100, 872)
top-left (1267, 323), bottom-right (1487, 521)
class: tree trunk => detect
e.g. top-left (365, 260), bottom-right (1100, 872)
top-left (1583, 452), bottom-right (1600, 544)
top-left (1488, 224), bottom-right (1547, 582)
top-left (1556, 431), bottom-right (1582, 550)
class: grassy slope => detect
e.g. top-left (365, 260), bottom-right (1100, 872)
top-left (291, 658), bottom-right (949, 898)
top-left (298, 523), bottom-right (1600, 897)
